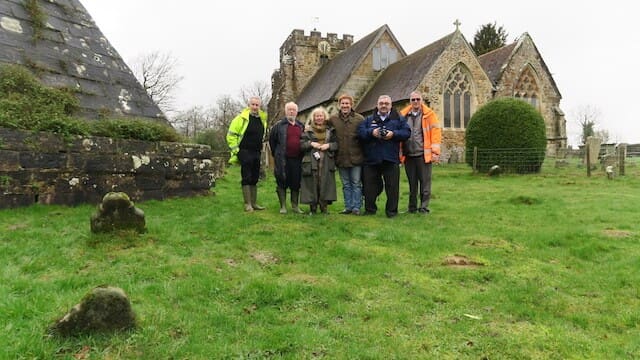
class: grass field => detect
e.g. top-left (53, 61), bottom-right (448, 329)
top-left (1, 160), bottom-right (639, 359)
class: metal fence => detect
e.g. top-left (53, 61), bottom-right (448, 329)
top-left (470, 147), bottom-right (546, 174)
top-left (464, 144), bottom-right (637, 176)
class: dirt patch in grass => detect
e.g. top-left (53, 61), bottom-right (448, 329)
top-left (602, 229), bottom-right (633, 238)
top-left (442, 255), bottom-right (484, 268)
top-left (7, 223), bottom-right (28, 231)
top-left (283, 273), bottom-right (325, 284)
top-left (224, 258), bottom-right (238, 267)
top-left (509, 195), bottom-right (541, 205)
top-left (468, 236), bottom-right (522, 251)
top-left (251, 252), bottom-right (279, 265)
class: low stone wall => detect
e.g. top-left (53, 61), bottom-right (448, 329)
top-left (0, 128), bottom-right (223, 209)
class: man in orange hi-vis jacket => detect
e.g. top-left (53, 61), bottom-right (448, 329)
top-left (399, 91), bottom-right (442, 214)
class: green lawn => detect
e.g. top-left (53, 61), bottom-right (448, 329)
top-left (1, 160), bottom-right (639, 359)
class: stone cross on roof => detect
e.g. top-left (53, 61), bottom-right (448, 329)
top-left (454, 19), bottom-right (461, 31)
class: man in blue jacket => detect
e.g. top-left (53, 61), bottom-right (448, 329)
top-left (357, 95), bottom-right (410, 218)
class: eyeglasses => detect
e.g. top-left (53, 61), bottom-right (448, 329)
top-left (410, 98), bottom-right (421, 102)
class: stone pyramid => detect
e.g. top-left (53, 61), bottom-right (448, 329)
top-left (0, 0), bottom-right (166, 122)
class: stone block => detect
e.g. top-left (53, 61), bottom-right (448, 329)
top-left (0, 193), bottom-right (34, 209)
top-left (135, 174), bottom-right (165, 190)
top-left (0, 150), bottom-right (20, 171)
top-left (19, 152), bottom-right (67, 170)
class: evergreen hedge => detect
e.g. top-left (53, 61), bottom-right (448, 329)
top-left (465, 98), bottom-right (547, 173)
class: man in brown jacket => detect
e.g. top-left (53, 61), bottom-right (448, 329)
top-left (328, 94), bottom-right (365, 215)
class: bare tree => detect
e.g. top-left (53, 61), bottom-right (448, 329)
top-left (131, 51), bottom-right (184, 115)
top-left (186, 95), bottom-right (242, 154)
top-left (594, 129), bottom-right (611, 143)
top-left (171, 106), bottom-right (210, 138)
top-left (574, 105), bottom-right (601, 145)
top-left (211, 94), bottom-right (243, 130)
top-left (238, 80), bottom-right (271, 111)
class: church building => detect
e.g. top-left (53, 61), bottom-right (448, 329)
top-left (269, 23), bottom-right (566, 160)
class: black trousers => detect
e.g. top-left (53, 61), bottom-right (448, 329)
top-left (276, 157), bottom-right (302, 191)
top-left (238, 149), bottom-right (261, 186)
top-left (362, 161), bottom-right (400, 217)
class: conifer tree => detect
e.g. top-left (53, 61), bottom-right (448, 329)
top-left (472, 22), bottom-right (508, 55)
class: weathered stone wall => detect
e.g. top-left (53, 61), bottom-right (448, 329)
top-left (341, 32), bottom-right (400, 104)
top-left (0, 128), bottom-right (221, 209)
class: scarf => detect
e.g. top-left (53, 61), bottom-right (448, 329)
top-left (311, 121), bottom-right (327, 143)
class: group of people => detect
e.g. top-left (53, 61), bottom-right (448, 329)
top-left (226, 92), bottom-right (441, 218)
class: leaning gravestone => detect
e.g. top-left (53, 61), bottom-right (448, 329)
top-left (48, 285), bottom-right (136, 337)
top-left (585, 136), bottom-right (601, 168)
top-left (90, 192), bottom-right (146, 233)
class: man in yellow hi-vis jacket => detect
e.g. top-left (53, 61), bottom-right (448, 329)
top-left (226, 96), bottom-right (268, 212)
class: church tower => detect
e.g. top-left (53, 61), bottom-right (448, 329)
top-left (268, 30), bottom-right (353, 122)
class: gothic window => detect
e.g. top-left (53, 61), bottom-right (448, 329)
top-left (443, 64), bottom-right (473, 129)
top-left (514, 65), bottom-right (540, 109)
top-left (372, 42), bottom-right (398, 71)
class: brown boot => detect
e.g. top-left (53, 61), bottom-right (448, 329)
top-left (242, 185), bottom-right (253, 212)
top-left (319, 201), bottom-right (328, 214)
top-left (250, 185), bottom-right (265, 210)
top-left (277, 187), bottom-right (287, 214)
top-left (290, 190), bottom-right (305, 214)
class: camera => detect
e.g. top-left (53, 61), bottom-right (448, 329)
top-left (374, 119), bottom-right (387, 138)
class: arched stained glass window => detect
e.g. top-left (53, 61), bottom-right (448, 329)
top-left (443, 64), bottom-right (473, 129)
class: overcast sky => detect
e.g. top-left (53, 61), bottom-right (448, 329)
top-left (81, 0), bottom-right (637, 146)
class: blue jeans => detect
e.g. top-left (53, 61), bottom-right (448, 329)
top-left (338, 166), bottom-right (362, 211)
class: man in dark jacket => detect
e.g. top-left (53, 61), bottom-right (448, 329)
top-left (269, 102), bottom-right (305, 214)
top-left (357, 95), bottom-right (410, 218)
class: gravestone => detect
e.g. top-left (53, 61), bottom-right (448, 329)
top-left (90, 192), bottom-right (146, 233)
top-left (585, 136), bottom-right (601, 169)
top-left (488, 164), bottom-right (501, 176)
top-left (49, 285), bottom-right (136, 337)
